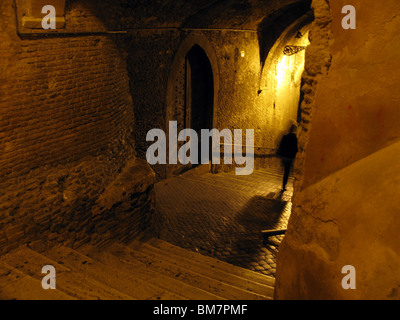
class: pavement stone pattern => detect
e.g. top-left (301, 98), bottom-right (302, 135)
top-left (154, 165), bottom-right (294, 278)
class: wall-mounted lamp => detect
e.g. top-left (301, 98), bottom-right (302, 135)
top-left (283, 45), bottom-right (306, 56)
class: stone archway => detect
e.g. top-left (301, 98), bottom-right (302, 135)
top-left (165, 33), bottom-right (220, 176)
top-left (259, 12), bottom-right (314, 147)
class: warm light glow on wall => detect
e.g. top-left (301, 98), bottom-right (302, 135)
top-left (275, 31), bottom-right (309, 91)
top-left (276, 54), bottom-right (294, 89)
top-left (272, 29), bottom-right (310, 133)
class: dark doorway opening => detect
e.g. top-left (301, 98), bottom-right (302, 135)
top-left (186, 45), bottom-right (214, 132)
top-left (172, 45), bottom-right (214, 176)
top-left (186, 45), bottom-right (214, 164)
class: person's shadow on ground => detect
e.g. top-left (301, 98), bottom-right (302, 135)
top-left (223, 195), bottom-right (289, 271)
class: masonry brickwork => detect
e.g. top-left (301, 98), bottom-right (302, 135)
top-left (0, 0), bottom-right (155, 254)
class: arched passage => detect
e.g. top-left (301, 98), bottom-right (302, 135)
top-left (259, 12), bottom-right (313, 149)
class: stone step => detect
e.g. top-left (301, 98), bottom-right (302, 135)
top-left (1, 238), bottom-right (275, 300)
top-left (127, 239), bottom-right (272, 300)
top-left (1, 246), bottom-right (134, 300)
top-left (140, 239), bottom-right (275, 297)
top-left (0, 261), bottom-right (75, 300)
top-left (147, 238), bottom-right (275, 289)
top-left (45, 245), bottom-right (192, 300)
top-left (75, 244), bottom-right (222, 300)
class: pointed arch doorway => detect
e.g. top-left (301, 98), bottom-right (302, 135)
top-left (185, 45), bottom-right (214, 164)
top-left (166, 35), bottom-right (219, 177)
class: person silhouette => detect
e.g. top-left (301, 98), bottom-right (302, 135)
top-left (277, 124), bottom-right (298, 191)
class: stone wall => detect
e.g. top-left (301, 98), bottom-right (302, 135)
top-left (275, 0), bottom-right (400, 299)
top-left (124, 29), bottom-right (185, 179)
top-left (0, 0), bottom-right (156, 253)
top-left (129, 7), bottom-right (311, 179)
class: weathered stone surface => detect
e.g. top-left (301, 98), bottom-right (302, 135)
top-left (0, 154), bottom-right (157, 254)
top-left (276, 141), bottom-right (400, 299)
top-left (276, 0), bottom-right (400, 299)
top-left (93, 159), bottom-right (155, 212)
top-left (90, 158), bottom-right (158, 245)
top-left (301, 0), bottom-right (400, 187)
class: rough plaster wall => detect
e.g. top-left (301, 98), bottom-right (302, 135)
top-left (276, 141), bottom-right (400, 299)
top-left (302, 0), bottom-right (400, 188)
top-left (275, 0), bottom-right (400, 299)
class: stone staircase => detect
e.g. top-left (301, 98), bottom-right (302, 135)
top-left (0, 238), bottom-right (275, 300)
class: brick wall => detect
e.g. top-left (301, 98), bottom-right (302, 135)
top-left (0, 0), bottom-right (156, 253)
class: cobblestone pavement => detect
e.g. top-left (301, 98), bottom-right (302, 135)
top-left (154, 165), bottom-right (294, 278)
